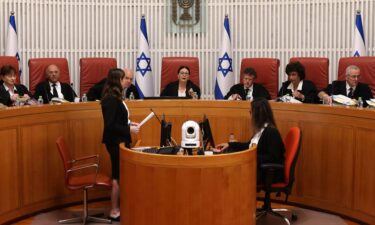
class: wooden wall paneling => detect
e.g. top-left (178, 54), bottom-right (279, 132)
top-left (21, 122), bottom-right (68, 205)
top-left (1, 101), bottom-right (375, 224)
top-left (297, 122), bottom-right (354, 208)
top-left (354, 128), bottom-right (375, 216)
top-left (0, 129), bottom-right (19, 214)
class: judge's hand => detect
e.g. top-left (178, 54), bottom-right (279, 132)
top-left (23, 94), bottom-right (31, 101)
top-left (130, 122), bottom-right (139, 127)
top-left (11, 94), bottom-right (19, 102)
top-left (212, 143), bottom-right (229, 153)
top-left (322, 95), bottom-right (332, 105)
top-left (188, 88), bottom-right (198, 98)
top-left (292, 91), bottom-right (304, 100)
top-left (229, 94), bottom-right (241, 100)
top-left (130, 125), bottom-right (140, 134)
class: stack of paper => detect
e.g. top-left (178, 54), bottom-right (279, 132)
top-left (366, 99), bottom-right (375, 107)
top-left (279, 95), bottom-right (302, 104)
top-left (332, 95), bottom-right (357, 106)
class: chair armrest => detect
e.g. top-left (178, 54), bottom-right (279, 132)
top-left (260, 163), bottom-right (284, 171)
top-left (71, 154), bottom-right (99, 164)
top-left (67, 162), bottom-right (98, 173)
top-left (260, 163), bottom-right (284, 188)
top-left (66, 163), bottom-right (99, 185)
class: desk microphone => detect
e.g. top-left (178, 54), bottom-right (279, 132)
top-left (150, 108), bottom-right (162, 124)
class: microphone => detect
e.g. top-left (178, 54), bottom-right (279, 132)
top-left (150, 108), bottom-right (162, 124)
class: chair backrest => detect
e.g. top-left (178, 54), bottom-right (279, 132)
top-left (79, 57), bottom-right (117, 96)
top-left (283, 127), bottom-right (302, 189)
top-left (160, 57), bottom-right (200, 90)
top-left (28, 58), bottom-right (70, 94)
top-left (338, 57), bottom-right (375, 96)
top-left (290, 57), bottom-right (329, 92)
top-left (240, 58), bottom-right (279, 99)
top-left (56, 136), bottom-right (73, 179)
top-left (0, 56), bottom-right (20, 84)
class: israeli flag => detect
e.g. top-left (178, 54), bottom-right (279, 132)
top-left (215, 15), bottom-right (234, 99)
top-left (135, 15), bottom-right (154, 98)
top-left (5, 12), bottom-right (22, 75)
top-left (352, 10), bottom-right (366, 57)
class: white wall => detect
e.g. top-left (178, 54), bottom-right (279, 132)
top-left (0, 0), bottom-right (374, 98)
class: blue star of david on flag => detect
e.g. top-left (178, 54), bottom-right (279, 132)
top-left (217, 52), bottom-right (233, 77)
top-left (136, 52), bottom-right (151, 76)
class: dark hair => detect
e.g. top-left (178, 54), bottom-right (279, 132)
top-left (243, 67), bottom-right (257, 79)
top-left (0, 65), bottom-right (17, 76)
top-left (251, 98), bottom-right (276, 133)
top-left (285, 61), bottom-right (305, 80)
top-left (177, 66), bottom-right (190, 74)
top-left (101, 68), bottom-right (125, 101)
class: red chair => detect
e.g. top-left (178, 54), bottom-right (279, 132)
top-left (56, 136), bottom-right (112, 224)
top-left (0, 56), bottom-right (20, 84)
top-left (337, 57), bottom-right (375, 96)
top-left (257, 127), bottom-right (302, 225)
top-left (290, 57), bottom-right (329, 92)
top-left (240, 58), bottom-right (280, 99)
top-left (160, 57), bottom-right (200, 91)
top-left (79, 58), bottom-right (117, 97)
top-left (28, 58), bottom-right (70, 95)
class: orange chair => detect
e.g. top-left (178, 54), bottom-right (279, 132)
top-left (0, 56), bottom-right (20, 84)
top-left (337, 57), bottom-right (375, 96)
top-left (257, 127), bottom-right (302, 225)
top-left (160, 57), bottom-right (200, 91)
top-left (28, 58), bottom-right (71, 95)
top-left (290, 57), bottom-right (329, 92)
top-left (56, 136), bottom-right (112, 224)
top-left (79, 58), bottom-right (117, 97)
top-left (240, 58), bottom-right (280, 99)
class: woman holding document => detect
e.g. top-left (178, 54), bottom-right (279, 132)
top-left (101, 68), bottom-right (139, 221)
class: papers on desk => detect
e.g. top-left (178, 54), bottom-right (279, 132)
top-left (279, 95), bottom-right (302, 104)
top-left (366, 99), bottom-right (375, 107)
top-left (332, 95), bottom-right (357, 106)
top-left (51, 97), bottom-right (69, 103)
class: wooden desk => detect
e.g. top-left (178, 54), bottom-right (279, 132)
top-left (0, 100), bottom-right (374, 224)
top-left (120, 146), bottom-right (256, 225)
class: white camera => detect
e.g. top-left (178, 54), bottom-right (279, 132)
top-left (181, 120), bottom-right (200, 148)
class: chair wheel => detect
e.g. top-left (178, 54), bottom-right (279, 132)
top-left (291, 213), bottom-right (298, 221)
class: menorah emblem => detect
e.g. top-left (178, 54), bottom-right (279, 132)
top-left (178, 0), bottom-right (194, 20)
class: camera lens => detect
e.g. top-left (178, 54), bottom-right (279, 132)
top-left (187, 127), bottom-right (195, 134)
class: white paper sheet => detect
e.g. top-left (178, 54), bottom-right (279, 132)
top-left (138, 111), bottom-right (155, 127)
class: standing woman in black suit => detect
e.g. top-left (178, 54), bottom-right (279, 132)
top-left (101, 68), bottom-right (139, 220)
top-left (213, 98), bottom-right (285, 183)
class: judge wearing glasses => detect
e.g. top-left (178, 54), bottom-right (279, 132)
top-left (160, 66), bottom-right (201, 99)
top-left (224, 67), bottom-right (271, 100)
top-left (318, 65), bottom-right (373, 106)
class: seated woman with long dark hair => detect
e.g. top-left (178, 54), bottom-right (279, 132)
top-left (213, 98), bottom-right (285, 183)
top-left (160, 66), bottom-right (201, 99)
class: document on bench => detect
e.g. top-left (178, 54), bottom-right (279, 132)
top-left (138, 111), bottom-right (155, 127)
